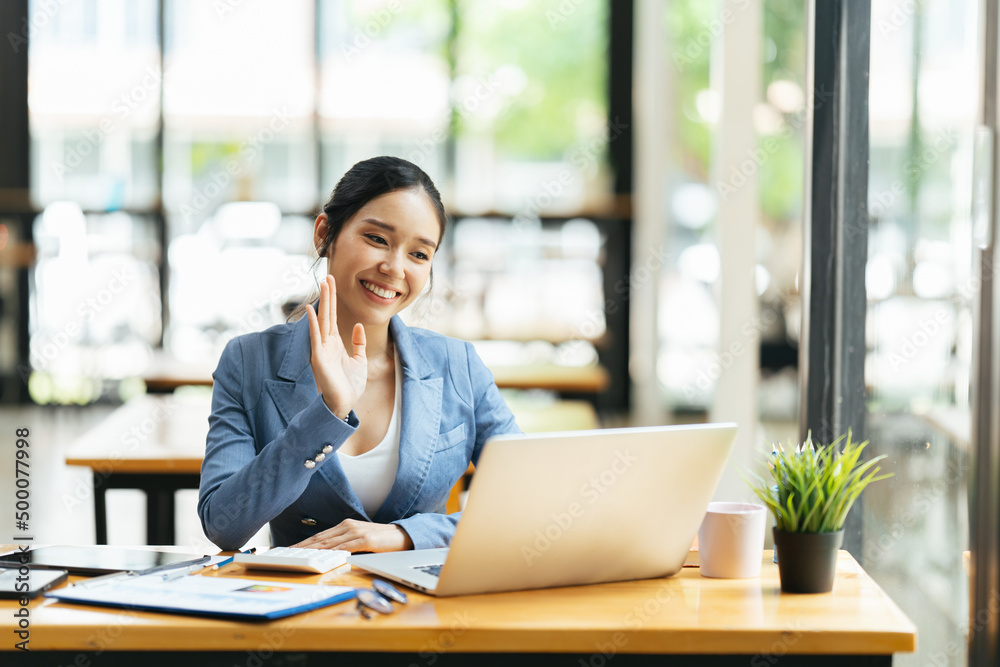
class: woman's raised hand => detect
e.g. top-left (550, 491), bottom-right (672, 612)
top-left (305, 275), bottom-right (367, 419)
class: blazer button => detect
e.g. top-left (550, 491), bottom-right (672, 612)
top-left (304, 459), bottom-right (316, 469)
top-left (322, 445), bottom-right (333, 454)
top-left (301, 517), bottom-right (317, 526)
top-left (314, 453), bottom-right (326, 462)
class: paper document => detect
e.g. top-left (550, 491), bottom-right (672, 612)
top-left (48, 573), bottom-right (356, 620)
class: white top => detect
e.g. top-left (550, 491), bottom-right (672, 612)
top-left (337, 351), bottom-right (402, 517)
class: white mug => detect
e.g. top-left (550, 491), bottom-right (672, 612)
top-left (698, 502), bottom-right (767, 578)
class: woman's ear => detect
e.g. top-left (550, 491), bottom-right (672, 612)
top-left (313, 213), bottom-right (329, 256)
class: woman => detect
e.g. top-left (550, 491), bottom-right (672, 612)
top-left (198, 156), bottom-right (520, 553)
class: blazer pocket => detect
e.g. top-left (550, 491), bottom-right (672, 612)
top-left (435, 423), bottom-right (467, 452)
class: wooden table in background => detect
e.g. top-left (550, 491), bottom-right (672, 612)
top-left (139, 352), bottom-right (215, 392)
top-left (142, 351), bottom-right (609, 395)
top-left (64, 394), bottom-right (207, 545)
top-left (489, 363), bottom-right (609, 393)
top-left (0, 549), bottom-right (916, 665)
top-left (66, 394), bottom-right (600, 544)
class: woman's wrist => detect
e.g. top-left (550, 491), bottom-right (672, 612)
top-left (395, 524), bottom-right (414, 550)
top-left (321, 394), bottom-right (352, 421)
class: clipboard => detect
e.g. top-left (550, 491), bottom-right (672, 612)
top-left (48, 572), bottom-right (356, 620)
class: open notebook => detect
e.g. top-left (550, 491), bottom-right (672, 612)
top-left (48, 572), bottom-right (355, 620)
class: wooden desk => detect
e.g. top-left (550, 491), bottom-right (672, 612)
top-left (489, 363), bottom-right (610, 393)
top-left (66, 394), bottom-right (600, 545)
top-left (142, 351), bottom-right (610, 394)
top-left (140, 353), bottom-right (215, 393)
top-left (1, 550), bottom-right (915, 665)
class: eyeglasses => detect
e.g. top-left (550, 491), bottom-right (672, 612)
top-left (355, 579), bottom-right (408, 619)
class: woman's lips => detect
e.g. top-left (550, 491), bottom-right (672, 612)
top-left (361, 280), bottom-right (401, 300)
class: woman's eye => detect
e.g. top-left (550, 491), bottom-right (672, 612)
top-left (412, 252), bottom-right (429, 261)
top-left (365, 234), bottom-right (387, 245)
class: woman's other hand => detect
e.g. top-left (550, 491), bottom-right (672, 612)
top-left (291, 519), bottom-right (414, 552)
top-left (306, 275), bottom-right (367, 419)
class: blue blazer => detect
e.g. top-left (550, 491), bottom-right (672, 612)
top-left (198, 314), bottom-right (520, 551)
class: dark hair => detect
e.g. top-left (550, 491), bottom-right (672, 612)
top-left (315, 156), bottom-right (447, 259)
top-left (287, 156), bottom-right (446, 322)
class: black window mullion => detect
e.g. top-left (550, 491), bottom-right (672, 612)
top-left (0, 0), bottom-right (32, 404)
top-left (800, 0), bottom-right (871, 557)
top-left (603, 0), bottom-right (633, 413)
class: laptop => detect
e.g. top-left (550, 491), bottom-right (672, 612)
top-left (347, 422), bottom-right (737, 597)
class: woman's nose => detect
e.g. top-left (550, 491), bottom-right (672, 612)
top-left (380, 252), bottom-right (404, 277)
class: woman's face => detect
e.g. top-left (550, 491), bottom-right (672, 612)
top-left (316, 188), bottom-right (441, 330)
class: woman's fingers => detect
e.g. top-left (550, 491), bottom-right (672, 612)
top-left (306, 274), bottom-right (365, 413)
top-left (312, 276), bottom-right (343, 351)
top-left (305, 303), bottom-right (319, 342)
top-left (317, 276), bottom-right (329, 339)
top-left (305, 304), bottom-right (322, 359)
top-left (351, 322), bottom-right (366, 362)
top-left (325, 275), bottom-right (337, 339)
top-left (291, 520), bottom-right (411, 553)
top-left (293, 530), bottom-right (337, 549)
top-left (292, 521), bottom-right (352, 549)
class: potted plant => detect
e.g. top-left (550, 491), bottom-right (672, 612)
top-left (744, 430), bottom-right (891, 593)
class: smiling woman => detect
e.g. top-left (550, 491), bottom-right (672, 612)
top-left (197, 156), bottom-right (522, 554)
top-left (318, 188), bottom-right (440, 333)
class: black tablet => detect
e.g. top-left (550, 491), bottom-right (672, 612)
top-left (0, 567), bottom-right (68, 599)
top-left (0, 546), bottom-right (208, 576)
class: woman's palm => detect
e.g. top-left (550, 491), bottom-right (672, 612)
top-left (306, 275), bottom-right (367, 416)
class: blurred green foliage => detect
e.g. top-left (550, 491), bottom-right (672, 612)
top-left (190, 142), bottom-right (240, 178)
top-left (454, 0), bottom-right (607, 161)
top-left (667, 0), bottom-right (805, 224)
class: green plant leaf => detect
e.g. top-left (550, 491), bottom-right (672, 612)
top-left (741, 429), bottom-right (893, 534)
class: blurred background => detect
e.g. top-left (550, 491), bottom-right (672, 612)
top-left (0, 1), bottom-right (981, 664)
top-left (3, 0), bottom-right (811, 417)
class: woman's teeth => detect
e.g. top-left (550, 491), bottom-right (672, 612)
top-left (362, 281), bottom-right (399, 299)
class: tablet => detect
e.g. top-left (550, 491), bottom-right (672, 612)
top-left (0, 567), bottom-right (67, 599)
top-left (0, 546), bottom-right (208, 576)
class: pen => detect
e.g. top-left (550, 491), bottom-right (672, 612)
top-left (211, 547), bottom-right (256, 571)
top-left (161, 562), bottom-right (212, 581)
top-left (141, 555), bottom-right (211, 577)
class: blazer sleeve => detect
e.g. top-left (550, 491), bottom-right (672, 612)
top-left (197, 336), bottom-right (359, 551)
top-left (391, 340), bottom-right (521, 549)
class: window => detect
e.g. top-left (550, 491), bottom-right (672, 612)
top-left (26, 0), bottom-right (614, 400)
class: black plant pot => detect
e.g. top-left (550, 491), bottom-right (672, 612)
top-left (772, 528), bottom-right (844, 593)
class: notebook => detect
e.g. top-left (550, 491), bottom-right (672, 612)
top-left (348, 422), bottom-right (737, 596)
top-left (48, 571), bottom-right (355, 620)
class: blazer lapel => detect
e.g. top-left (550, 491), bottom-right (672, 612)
top-left (265, 313), bottom-right (367, 518)
top-left (264, 315), bottom-right (317, 426)
top-left (373, 316), bottom-right (443, 523)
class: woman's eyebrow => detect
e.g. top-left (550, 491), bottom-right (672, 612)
top-left (362, 218), bottom-right (438, 249)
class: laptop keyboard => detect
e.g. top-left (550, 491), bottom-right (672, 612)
top-left (414, 564), bottom-right (442, 577)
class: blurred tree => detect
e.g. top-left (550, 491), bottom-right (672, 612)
top-left (454, 0), bottom-right (607, 161)
top-left (666, 0), bottom-right (805, 224)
